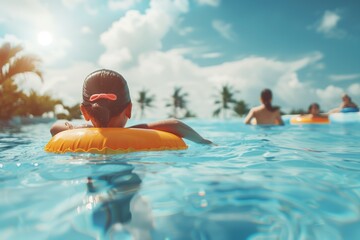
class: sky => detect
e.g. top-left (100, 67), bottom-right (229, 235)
top-left (0, 0), bottom-right (359, 118)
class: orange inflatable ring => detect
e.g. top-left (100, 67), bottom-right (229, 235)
top-left (290, 116), bottom-right (329, 125)
top-left (45, 128), bottom-right (188, 154)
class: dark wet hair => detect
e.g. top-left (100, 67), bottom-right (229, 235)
top-left (308, 103), bottom-right (320, 113)
top-left (261, 88), bottom-right (277, 112)
top-left (342, 94), bottom-right (352, 101)
top-left (82, 69), bottom-right (131, 127)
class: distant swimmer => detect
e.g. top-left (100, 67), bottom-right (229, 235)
top-left (329, 93), bottom-right (359, 113)
top-left (244, 88), bottom-right (284, 125)
top-left (290, 103), bottom-right (329, 125)
top-left (305, 103), bottom-right (327, 118)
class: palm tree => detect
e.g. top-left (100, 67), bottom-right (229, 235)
top-left (166, 87), bottom-right (188, 118)
top-left (22, 90), bottom-right (62, 117)
top-left (289, 108), bottom-right (306, 115)
top-left (0, 42), bottom-right (42, 85)
top-left (184, 109), bottom-right (197, 118)
top-left (136, 89), bottom-right (155, 118)
top-left (64, 103), bottom-right (82, 120)
top-left (213, 84), bottom-right (237, 118)
top-left (56, 103), bottom-right (82, 120)
top-left (0, 42), bottom-right (43, 120)
top-left (233, 100), bottom-right (249, 117)
top-left (0, 80), bottom-right (27, 120)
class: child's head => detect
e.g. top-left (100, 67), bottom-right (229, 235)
top-left (308, 103), bottom-right (320, 115)
top-left (260, 88), bottom-right (272, 104)
top-left (80, 69), bottom-right (132, 127)
top-left (342, 94), bottom-right (351, 103)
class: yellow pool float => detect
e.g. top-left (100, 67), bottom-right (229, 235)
top-left (290, 116), bottom-right (329, 125)
top-left (45, 128), bottom-right (188, 154)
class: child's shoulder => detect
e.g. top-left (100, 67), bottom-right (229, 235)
top-left (252, 105), bottom-right (264, 112)
top-left (50, 120), bottom-right (92, 136)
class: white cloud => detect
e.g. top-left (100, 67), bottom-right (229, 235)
top-left (329, 73), bottom-right (360, 81)
top-left (195, 0), bottom-right (220, 7)
top-left (212, 19), bottom-right (235, 41)
top-left (108, 0), bottom-right (141, 10)
top-left (41, 62), bottom-right (99, 105)
top-left (0, 34), bottom-right (22, 46)
top-left (62, 0), bottom-right (86, 9)
top-left (81, 26), bottom-right (93, 34)
top-left (41, 38), bottom-right (72, 65)
top-left (200, 52), bottom-right (222, 59)
top-left (316, 85), bottom-right (344, 110)
top-left (85, 5), bottom-right (99, 15)
top-left (0, 0), bottom-right (54, 30)
top-left (167, 46), bottom-right (222, 60)
top-left (173, 17), bottom-right (194, 36)
top-left (317, 11), bottom-right (340, 33)
top-left (61, 0), bottom-right (98, 15)
top-left (315, 10), bottom-right (345, 38)
top-left (347, 83), bottom-right (360, 97)
top-left (313, 63), bottom-right (325, 70)
top-left (1, 33), bottom-right (71, 69)
top-left (99, 0), bottom-right (189, 69)
top-left (287, 52), bottom-right (323, 71)
top-left (177, 26), bottom-right (194, 36)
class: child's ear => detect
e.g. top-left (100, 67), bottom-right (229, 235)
top-left (80, 104), bottom-right (91, 121)
top-left (125, 103), bottom-right (132, 119)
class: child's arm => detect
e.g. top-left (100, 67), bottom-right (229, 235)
top-left (327, 107), bottom-right (340, 114)
top-left (50, 121), bottom-right (73, 136)
top-left (276, 111), bottom-right (285, 125)
top-left (129, 119), bottom-right (213, 144)
top-left (50, 121), bottom-right (92, 136)
top-left (244, 109), bottom-right (254, 124)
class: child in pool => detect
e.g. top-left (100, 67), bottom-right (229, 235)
top-left (244, 88), bottom-right (284, 125)
top-left (50, 69), bottom-right (212, 144)
top-left (304, 103), bottom-right (328, 118)
top-left (329, 94), bottom-right (359, 113)
top-left (340, 94), bottom-right (358, 109)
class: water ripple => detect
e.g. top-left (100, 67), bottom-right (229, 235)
top-left (0, 121), bottom-right (359, 239)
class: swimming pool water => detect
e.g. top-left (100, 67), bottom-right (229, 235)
top-left (0, 120), bottom-right (359, 240)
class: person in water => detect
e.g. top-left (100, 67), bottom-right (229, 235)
top-left (329, 93), bottom-right (359, 113)
top-left (244, 88), bottom-right (284, 125)
top-left (50, 69), bottom-right (212, 144)
top-left (340, 94), bottom-right (358, 109)
top-left (305, 103), bottom-right (327, 118)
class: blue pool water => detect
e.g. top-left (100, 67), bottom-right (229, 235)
top-left (0, 120), bottom-right (359, 240)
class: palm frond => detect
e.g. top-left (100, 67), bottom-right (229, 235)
top-left (9, 45), bottom-right (24, 59)
top-left (213, 108), bottom-right (221, 117)
top-left (0, 43), bottom-right (23, 69)
top-left (1, 55), bottom-right (43, 84)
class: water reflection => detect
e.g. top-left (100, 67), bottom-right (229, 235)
top-left (82, 161), bottom-right (154, 239)
top-left (88, 165), bottom-right (140, 228)
top-left (0, 127), bottom-right (31, 153)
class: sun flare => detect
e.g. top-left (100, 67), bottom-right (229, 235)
top-left (37, 31), bottom-right (53, 46)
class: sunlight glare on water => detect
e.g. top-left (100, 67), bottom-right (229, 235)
top-left (0, 120), bottom-right (359, 240)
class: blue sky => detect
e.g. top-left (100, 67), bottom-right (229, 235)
top-left (0, 0), bottom-right (359, 118)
